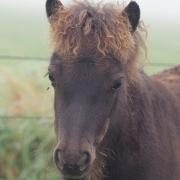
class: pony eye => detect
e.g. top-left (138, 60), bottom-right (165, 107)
top-left (48, 74), bottom-right (56, 87)
top-left (112, 80), bottom-right (122, 90)
top-left (48, 74), bottom-right (54, 82)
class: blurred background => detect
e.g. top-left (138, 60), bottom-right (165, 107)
top-left (0, 0), bottom-right (179, 179)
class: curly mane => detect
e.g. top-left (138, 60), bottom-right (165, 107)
top-left (50, 1), bottom-right (147, 69)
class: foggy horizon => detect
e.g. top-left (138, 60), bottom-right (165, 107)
top-left (1, 0), bottom-right (180, 23)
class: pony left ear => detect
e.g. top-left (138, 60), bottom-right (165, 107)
top-left (123, 1), bottom-right (140, 32)
top-left (46, 0), bottom-right (63, 21)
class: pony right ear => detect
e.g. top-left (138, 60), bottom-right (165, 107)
top-left (123, 1), bottom-right (140, 32)
top-left (46, 0), bottom-right (63, 21)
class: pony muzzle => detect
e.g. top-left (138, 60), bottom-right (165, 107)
top-left (54, 142), bottom-right (96, 178)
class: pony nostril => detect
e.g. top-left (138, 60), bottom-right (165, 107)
top-left (54, 149), bottom-right (63, 170)
top-left (63, 163), bottom-right (79, 174)
top-left (78, 151), bottom-right (91, 171)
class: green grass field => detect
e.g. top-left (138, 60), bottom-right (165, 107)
top-left (0, 11), bottom-right (179, 180)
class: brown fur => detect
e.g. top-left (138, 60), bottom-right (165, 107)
top-left (87, 153), bottom-right (105, 180)
top-left (47, 1), bottom-right (180, 180)
top-left (87, 65), bottom-right (180, 180)
top-left (49, 1), bottom-right (147, 78)
top-left (152, 65), bottom-right (180, 98)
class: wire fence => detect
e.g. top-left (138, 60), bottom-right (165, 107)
top-left (0, 55), bottom-right (49, 61)
top-left (0, 55), bottom-right (178, 67)
top-left (0, 115), bottom-right (53, 120)
top-left (0, 54), bottom-right (179, 120)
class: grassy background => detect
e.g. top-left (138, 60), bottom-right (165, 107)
top-left (0, 8), bottom-right (179, 180)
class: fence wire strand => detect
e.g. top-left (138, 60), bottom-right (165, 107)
top-left (0, 55), bottom-right (48, 61)
top-left (0, 55), bottom-right (178, 67)
top-left (0, 115), bottom-right (53, 120)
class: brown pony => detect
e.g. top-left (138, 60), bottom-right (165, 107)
top-left (46, 0), bottom-right (180, 180)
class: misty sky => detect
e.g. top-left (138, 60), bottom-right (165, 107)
top-left (1, 0), bottom-right (180, 23)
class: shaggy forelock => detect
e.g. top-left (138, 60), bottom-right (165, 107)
top-left (49, 1), bottom-right (147, 78)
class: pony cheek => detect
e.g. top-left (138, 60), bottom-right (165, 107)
top-left (94, 118), bottom-right (110, 146)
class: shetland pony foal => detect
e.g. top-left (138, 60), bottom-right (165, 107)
top-left (46, 0), bottom-right (180, 179)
